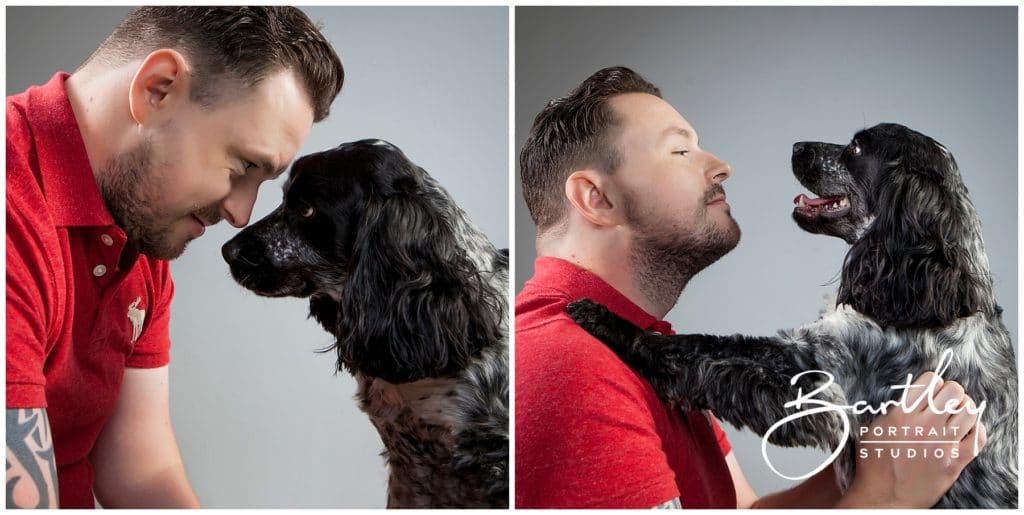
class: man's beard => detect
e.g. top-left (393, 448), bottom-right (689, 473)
top-left (96, 139), bottom-right (219, 261)
top-left (626, 183), bottom-right (741, 312)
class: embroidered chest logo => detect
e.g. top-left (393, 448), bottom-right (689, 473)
top-left (127, 297), bottom-right (146, 344)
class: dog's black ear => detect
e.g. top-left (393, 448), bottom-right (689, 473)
top-left (386, 169), bottom-right (422, 196)
top-left (901, 138), bottom-right (949, 183)
top-left (369, 155), bottom-right (423, 198)
top-left (838, 155), bottom-right (985, 328)
top-left (332, 185), bottom-right (501, 383)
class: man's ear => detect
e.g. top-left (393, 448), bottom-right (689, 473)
top-left (128, 49), bottom-right (191, 125)
top-left (565, 169), bottom-right (623, 227)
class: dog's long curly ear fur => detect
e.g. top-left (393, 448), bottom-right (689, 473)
top-left (837, 150), bottom-right (985, 328)
top-left (333, 178), bottom-right (500, 383)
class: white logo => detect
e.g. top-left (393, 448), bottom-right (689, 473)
top-left (127, 297), bottom-right (146, 343)
top-left (761, 349), bottom-right (985, 480)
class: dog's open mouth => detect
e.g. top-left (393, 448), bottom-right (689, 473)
top-left (793, 193), bottom-right (850, 219)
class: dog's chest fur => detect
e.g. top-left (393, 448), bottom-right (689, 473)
top-left (355, 375), bottom-right (468, 507)
top-left (788, 299), bottom-right (1017, 507)
top-left (354, 364), bottom-right (509, 509)
top-left (360, 375), bottom-right (463, 431)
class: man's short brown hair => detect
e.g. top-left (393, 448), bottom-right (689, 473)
top-left (520, 66), bottom-right (661, 231)
top-left (90, 6), bottom-right (344, 122)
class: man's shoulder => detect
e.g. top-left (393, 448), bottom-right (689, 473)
top-left (516, 313), bottom-right (656, 404)
top-left (517, 306), bottom-right (608, 367)
top-left (7, 93), bottom-right (41, 183)
top-left (7, 90), bottom-right (52, 233)
top-left (6, 99), bottom-right (57, 279)
top-left (7, 87), bottom-right (38, 154)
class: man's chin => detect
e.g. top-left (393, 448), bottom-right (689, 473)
top-left (141, 242), bottom-right (188, 261)
top-left (132, 231), bottom-right (191, 261)
top-left (708, 212), bottom-right (741, 251)
top-left (722, 218), bottom-right (741, 249)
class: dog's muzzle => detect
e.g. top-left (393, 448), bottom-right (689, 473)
top-left (222, 236), bottom-right (265, 268)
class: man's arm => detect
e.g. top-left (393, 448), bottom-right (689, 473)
top-left (728, 453), bottom-right (842, 508)
top-left (90, 366), bottom-right (199, 508)
top-left (6, 408), bottom-right (59, 508)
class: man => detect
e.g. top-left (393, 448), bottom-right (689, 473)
top-left (6, 7), bottom-right (344, 508)
top-left (515, 66), bottom-right (985, 508)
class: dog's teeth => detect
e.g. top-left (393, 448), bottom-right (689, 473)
top-left (839, 197), bottom-right (849, 207)
top-left (797, 196), bottom-right (806, 208)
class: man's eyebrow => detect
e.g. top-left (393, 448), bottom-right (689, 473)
top-left (268, 163), bottom-right (288, 181)
top-left (661, 126), bottom-right (699, 146)
top-left (245, 150), bottom-right (285, 180)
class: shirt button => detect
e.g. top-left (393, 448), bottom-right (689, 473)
top-left (93, 265), bottom-right (107, 277)
top-left (101, 234), bottom-right (114, 246)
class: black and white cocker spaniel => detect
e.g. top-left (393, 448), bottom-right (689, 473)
top-left (569, 123), bottom-right (1016, 508)
top-left (222, 139), bottom-right (509, 508)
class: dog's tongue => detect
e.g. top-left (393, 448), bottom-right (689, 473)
top-left (793, 193), bottom-right (840, 207)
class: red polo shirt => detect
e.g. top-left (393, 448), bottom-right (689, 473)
top-left (6, 72), bottom-right (174, 508)
top-left (515, 257), bottom-right (735, 508)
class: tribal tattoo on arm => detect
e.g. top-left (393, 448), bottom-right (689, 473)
top-left (6, 408), bottom-right (58, 508)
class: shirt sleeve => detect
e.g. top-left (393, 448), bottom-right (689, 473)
top-left (125, 260), bottom-right (173, 368)
top-left (6, 123), bottom-right (55, 408)
top-left (709, 413), bottom-right (733, 456)
top-left (515, 322), bottom-right (680, 508)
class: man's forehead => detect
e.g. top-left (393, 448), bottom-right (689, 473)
top-left (610, 93), bottom-right (697, 140)
top-left (237, 70), bottom-right (314, 167)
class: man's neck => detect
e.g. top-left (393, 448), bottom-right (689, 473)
top-left (537, 233), bottom-right (679, 319)
top-left (64, 66), bottom-right (135, 180)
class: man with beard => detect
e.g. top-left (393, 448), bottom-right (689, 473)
top-left (6, 7), bottom-right (344, 508)
top-left (515, 67), bottom-right (982, 508)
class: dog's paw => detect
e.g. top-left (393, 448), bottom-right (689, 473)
top-left (567, 299), bottom-right (622, 341)
top-left (567, 298), bottom-right (607, 325)
top-left (567, 298), bottom-right (645, 351)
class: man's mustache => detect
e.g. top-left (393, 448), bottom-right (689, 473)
top-left (703, 183), bottom-right (726, 203)
top-left (193, 204), bottom-right (223, 226)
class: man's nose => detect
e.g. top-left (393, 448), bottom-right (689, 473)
top-left (220, 183), bottom-right (259, 228)
top-left (706, 153), bottom-right (732, 183)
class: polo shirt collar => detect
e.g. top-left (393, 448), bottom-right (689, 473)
top-left (26, 72), bottom-right (115, 228)
top-left (531, 256), bottom-right (675, 335)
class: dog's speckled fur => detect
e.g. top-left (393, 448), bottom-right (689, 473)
top-left (569, 124), bottom-right (1017, 508)
top-left (223, 140), bottom-right (508, 508)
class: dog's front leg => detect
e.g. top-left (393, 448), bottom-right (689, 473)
top-left (568, 299), bottom-right (844, 451)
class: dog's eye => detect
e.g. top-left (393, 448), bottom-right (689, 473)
top-left (849, 141), bottom-right (862, 157)
top-left (290, 200), bottom-right (316, 218)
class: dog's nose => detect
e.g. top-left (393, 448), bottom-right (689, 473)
top-left (793, 142), bottom-right (807, 156)
top-left (221, 238), bottom-right (264, 267)
top-left (222, 239), bottom-right (241, 263)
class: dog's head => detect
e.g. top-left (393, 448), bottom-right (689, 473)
top-left (222, 139), bottom-right (418, 299)
top-left (223, 139), bottom-right (499, 382)
top-left (791, 123), bottom-right (988, 328)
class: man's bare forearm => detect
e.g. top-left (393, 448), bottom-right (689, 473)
top-left (751, 466), bottom-right (840, 508)
top-left (6, 408), bottom-right (59, 508)
top-left (94, 464), bottom-right (199, 508)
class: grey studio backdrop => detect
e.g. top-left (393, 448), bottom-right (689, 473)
top-left (7, 6), bottom-right (508, 508)
top-left (516, 7), bottom-right (1018, 497)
